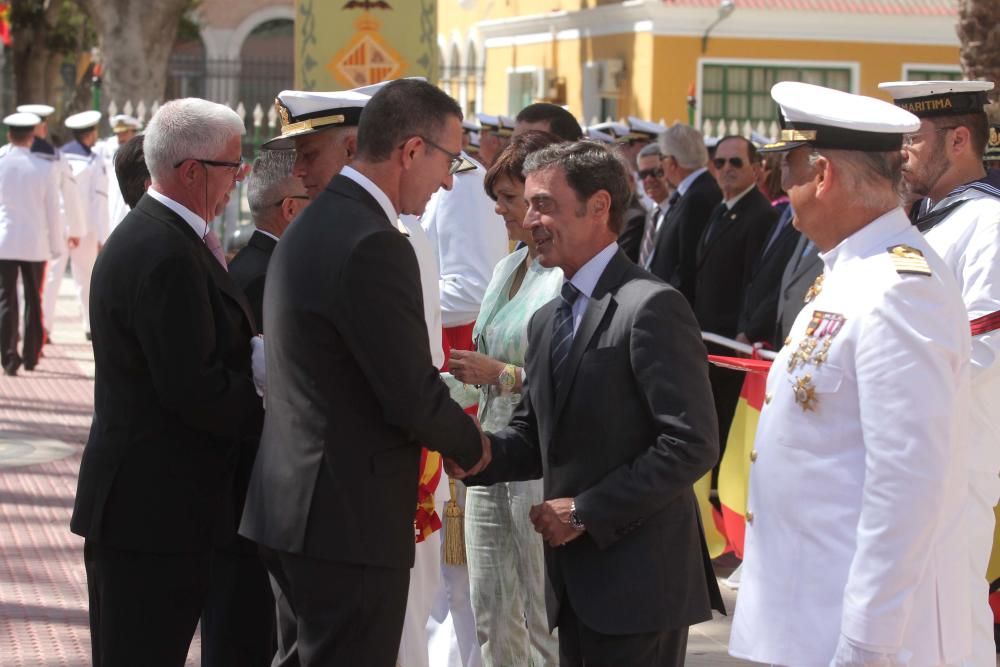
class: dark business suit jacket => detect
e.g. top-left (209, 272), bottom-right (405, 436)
top-left (775, 233), bottom-right (823, 345)
top-left (238, 174), bottom-right (482, 568)
top-left (71, 194), bottom-right (263, 552)
top-left (228, 230), bottom-right (277, 335)
top-left (737, 204), bottom-right (801, 347)
top-left (693, 188), bottom-right (775, 338)
top-left (616, 194), bottom-right (647, 263)
top-left (468, 249), bottom-right (724, 635)
top-left (648, 170), bottom-right (722, 304)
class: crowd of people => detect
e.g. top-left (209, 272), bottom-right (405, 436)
top-left (1, 73), bottom-right (999, 667)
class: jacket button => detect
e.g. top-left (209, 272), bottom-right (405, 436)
top-left (746, 510), bottom-right (754, 524)
top-left (784, 336), bottom-right (791, 346)
top-left (750, 449), bottom-right (758, 462)
top-left (765, 393), bottom-right (773, 404)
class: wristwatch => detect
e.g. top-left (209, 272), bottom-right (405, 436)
top-left (498, 363), bottom-right (517, 394)
top-left (569, 500), bottom-right (585, 531)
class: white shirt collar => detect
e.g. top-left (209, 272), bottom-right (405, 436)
top-left (147, 187), bottom-right (208, 238)
top-left (340, 165), bottom-right (398, 224)
top-left (676, 166), bottom-right (708, 196)
top-left (568, 241), bottom-right (619, 299)
top-left (255, 229), bottom-right (280, 243)
top-left (724, 183), bottom-right (757, 210)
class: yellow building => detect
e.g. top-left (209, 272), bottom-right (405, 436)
top-left (438, 0), bottom-right (962, 133)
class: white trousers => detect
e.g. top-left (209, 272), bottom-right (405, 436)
top-left (964, 469), bottom-right (1000, 667)
top-left (42, 237), bottom-right (98, 334)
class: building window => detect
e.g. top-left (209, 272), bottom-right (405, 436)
top-left (905, 68), bottom-right (962, 81)
top-left (701, 63), bottom-right (852, 124)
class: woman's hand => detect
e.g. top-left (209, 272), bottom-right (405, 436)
top-left (449, 350), bottom-right (505, 386)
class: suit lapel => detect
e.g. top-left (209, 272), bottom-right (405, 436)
top-left (139, 195), bottom-right (258, 333)
top-left (698, 201), bottom-right (738, 266)
top-left (550, 251), bottom-right (629, 423)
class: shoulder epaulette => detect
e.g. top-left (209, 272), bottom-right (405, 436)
top-left (887, 244), bottom-right (931, 276)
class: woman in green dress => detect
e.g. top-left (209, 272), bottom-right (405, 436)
top-left (448, 130), bottom-right (562, 666)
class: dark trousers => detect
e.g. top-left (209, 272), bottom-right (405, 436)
top-left (200, 541), bottom-right (276, 667)
top-left (84, 540), bottom-right (211, 667)
top-left (260, 547), bottom-right (409, 667)
top-left (557, 599), bottom-right (688, 667)
top-left (0, 259), bottom-right (45, 373)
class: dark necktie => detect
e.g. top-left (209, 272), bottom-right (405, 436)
top-left (703, 202), bottom-right (728, 247)
top-left (550, 281), bottom-right (581, 395)
top-left (638, 206), bottom-right (659, 267)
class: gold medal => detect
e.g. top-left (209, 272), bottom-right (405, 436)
top-left (793, 374), bottom-right (818, 411)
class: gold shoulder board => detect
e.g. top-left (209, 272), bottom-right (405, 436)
top-left (887, 244), bottom-right (931, 276)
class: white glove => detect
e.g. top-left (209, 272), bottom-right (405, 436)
top-left (830, 635), bottom-right (909, 667)
top-left (250, 335), bottom-right (266, 399)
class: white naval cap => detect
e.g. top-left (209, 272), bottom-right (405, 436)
top-left (110, 114), bottom-right (141, 132)
top-left (625, 116), bottom-right (666, 140)
top-left (878, 79), bottom-right (993, 118)
top-left (4, 112), bottom-right (42, 128)
top-left (588, 121), bottom-right (630, 142)
top-left (461, 119), bottom-right (480, 133)
top-left (17, 104), bottom-right (55, 118)
top-left (265, 87), bottom-right (373, 150)
top-left (585, 127), bottom-right (617, 144)
top-left (65, 110), bottom-right (103, 131)
top-left (476, 113), bottom-right (515, 137)
top-left (761, 81), bottom-right (921, 153)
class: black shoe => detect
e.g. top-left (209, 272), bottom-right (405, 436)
top-left (23, 363), bottom-right (35, 372)
top-left (3, 366), bottom-right (17, 377)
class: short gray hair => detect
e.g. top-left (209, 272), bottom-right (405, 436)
top-left (247, 150), bottom-right (298, 217)
top-left (637, 142), bottom-right (662, 161)
top-left (144, 98), bottom-right (245, 181)
top-left (808, 148), bottom-right (903, 208)
top-left (659, 123), bottom-right (708, 170)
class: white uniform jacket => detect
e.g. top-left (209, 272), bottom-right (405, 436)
top-left (0, 146), bottom-right (63, 262)
top-left (730, 208), bottom-right (972, 666)
top-left (62, 142), bottom-right (110, 244)
top-left (95, 135), bottom-right (130, 233)
top-left (421, 156), bottom-right (508, 328)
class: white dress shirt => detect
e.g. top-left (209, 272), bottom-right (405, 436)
top-left (340, 165), bottom-right (398, 224)
top-left (147, 187), bottom-right (208, 238)
top-left (676, 166), bottom-right (708, 196)
top-left (565, 241), bottom-right (619, 335)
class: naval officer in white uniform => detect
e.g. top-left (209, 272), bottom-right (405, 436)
top-left (880, 78), bottom-right (1000, 667)
top-left (729, 82), bottom-right (974, 667)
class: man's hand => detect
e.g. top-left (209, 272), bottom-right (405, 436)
top-left (444, 419), bottom-right (492, 479)
top-left (67, 236), bottom-right (80, 250)
top-left (250, 335), bottom-right (266, 398)
top-left (529, 498), bottom-right (584, 548)
top-left (735, 332), bottom-right (751, 345)
top-left (829, 634), bottom-right (906, 667)
top-left (449, 349), bottom-right (504, 386)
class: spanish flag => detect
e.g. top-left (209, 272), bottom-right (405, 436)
top-left (697, 355), bottom-right (772, 558)
top-left (0, 3), bottom-right (11, 47)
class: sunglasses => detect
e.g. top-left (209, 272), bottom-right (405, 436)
top-left (713, 157), bottom-right (745, 170)
top-left (637, 167), bottom-right (664, 180)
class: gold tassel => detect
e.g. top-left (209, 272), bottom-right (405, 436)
top-left (444, 478), bottom-right (466, 566)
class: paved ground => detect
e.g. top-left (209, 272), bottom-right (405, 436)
top-left (0, 279), bottom-right (748, 666)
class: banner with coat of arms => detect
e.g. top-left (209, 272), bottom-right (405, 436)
top-left (295, 0), bottom-right (437, 91)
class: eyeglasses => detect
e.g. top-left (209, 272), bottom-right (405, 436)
top-left (174, 157), bottom-right (246, 179)
top-left (713, 157), bottom-right (745, 170)
top-left (400, 135), bottom-right (464, 175)
top-left (270, 195), bottom-right (310, 207)
top-left (902, 125), bottom-right (960, 148)
top-left (637, 167), bottom-right (664, 180)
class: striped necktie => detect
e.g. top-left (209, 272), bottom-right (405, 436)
top-left (638, 206), bottom-right (659, 267)
top-left (550, 281), bottom-right (581, 395)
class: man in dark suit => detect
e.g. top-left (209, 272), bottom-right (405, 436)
top-left (774, 233), bottom-right (822, 345)
top-left (229, 150), bottom-right (308, 332)
top-left (451, 141), bottom-right (724, 666)
top-left (238, 79), bottom-right (487, 667)
top-left (71, 98), bottom-right (264, 667)
top-left (737, 203), bottom-right (801, 349)
top-left (648, 123), bottom-right (722, 304)
top-left (694, 135), bottom-right (775, 453)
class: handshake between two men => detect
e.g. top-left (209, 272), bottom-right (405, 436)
top-left (445, 419), bottom-right (585, 549)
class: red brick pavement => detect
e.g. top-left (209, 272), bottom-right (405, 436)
top-left (0, 290), bottom-right (202, 666)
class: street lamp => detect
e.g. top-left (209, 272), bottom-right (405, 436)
top-left (701, 0), bottom-right (735, 53)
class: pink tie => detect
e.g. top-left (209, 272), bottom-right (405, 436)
top-left (204, 228), bottom-right (228, 271)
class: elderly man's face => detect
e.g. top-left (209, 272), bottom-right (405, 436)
top-left (636, 154), bottom-right (669, 204)
top-left (714, 137), bottom-right (756, 199)
top-left (780, 146), bottom-right (818, 232)
top-left (204, 134), bottom-right (245, 218)
top-left (293, 128), bottom-right (355, 199)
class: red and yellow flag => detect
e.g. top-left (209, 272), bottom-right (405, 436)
top-left (0, 3), bottom-right (12, 47)
top-left (696, 355), bottom-right (772, 558)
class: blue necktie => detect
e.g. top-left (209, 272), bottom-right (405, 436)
top-left (551, 282), bottom-right (581, 395)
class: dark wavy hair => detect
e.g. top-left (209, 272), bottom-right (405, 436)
top-left (483, 130), bottom-right (561, 200)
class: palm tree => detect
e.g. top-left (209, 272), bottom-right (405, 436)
top-left (957, 0), bottom-right (1000, 119)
